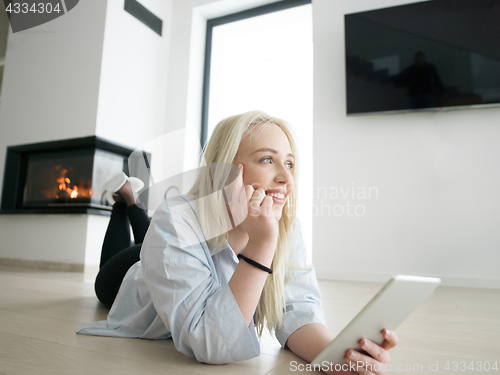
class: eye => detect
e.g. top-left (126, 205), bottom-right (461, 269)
top-left (260, 156), bottom-right (294, 170)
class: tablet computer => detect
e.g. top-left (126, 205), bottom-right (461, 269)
top-left (311, 275), bottom-right (441, 367)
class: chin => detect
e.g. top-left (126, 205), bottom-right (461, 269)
top-left (273, 207), bottom-right (284, 221)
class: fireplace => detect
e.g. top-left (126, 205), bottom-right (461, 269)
top-left (1, 136), bottom-right (150, 215)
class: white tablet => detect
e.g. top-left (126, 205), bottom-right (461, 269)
top-left (311, 275), bottom-right (441, 367)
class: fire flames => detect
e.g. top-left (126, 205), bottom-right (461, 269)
top-left (57, 176), bottom-right (79, 199)
top-left (54, 165), bottom-right (91, 200)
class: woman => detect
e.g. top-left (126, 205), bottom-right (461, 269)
top-left (78, 111), bottom-right (398, 374)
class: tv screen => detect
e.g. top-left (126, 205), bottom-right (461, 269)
top-left (344, 0), bottom-right (500, 115)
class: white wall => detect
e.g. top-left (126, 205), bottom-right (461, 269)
top-left (96, 0), bottom-right (173, 149)
top-left (96, 0), bottom-right (175, 212)
top-left (0, 0), bottom-right (107, 181)
top-left (312, 0), bottom-right (500, 288)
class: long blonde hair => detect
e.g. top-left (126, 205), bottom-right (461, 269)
top-left (186, 110), bottom-right (298, 336)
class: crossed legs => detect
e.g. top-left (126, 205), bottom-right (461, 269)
top-left (94, 182), bottom-right (150, 308)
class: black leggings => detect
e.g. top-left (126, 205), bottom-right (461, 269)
top-left (95, 202), bottom-right (151, 309)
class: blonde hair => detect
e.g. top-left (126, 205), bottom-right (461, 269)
top-left (186, 110), bottom-right (298, 336)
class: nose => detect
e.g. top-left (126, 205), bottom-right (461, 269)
top-left (274, 163), bottom-right (293, 186)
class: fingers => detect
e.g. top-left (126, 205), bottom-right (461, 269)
top-left (223, 164), bottom-right (243, 202)
top-left (344, 333), bottom-right (397, 375)
top-left (248, 188), bottom-right (262, 215)
top-left (248, 187), bottom-right (265, 210)
top-left (244, 184), bottom-right (254, 202)
top-left (234, 164), bottom-right (271, 209)
top-left (261, 192), bottom-right (273, 215)
top-left (249, 187), bottom-right (265, 202)
top-left (345, 349), bottom-right (388, 375)
top-left (238, 164), bottom-right (245, 189)
top-left (231, 164), bottom-right (255, 204)
top-left (233, 164), bottom-right (253, 203)
top-left (228, 163), bottom-right (274, 220)
top-left (246, 187), bottom-right (274, 218)
top-left (358, 338), bottom-right (391, 365)
top-left (225, 164), bottom-right (248, 227)
top-left (251, 188), bottom-right (274, 206)
top-left (380, 329), bottom-right (399, 350)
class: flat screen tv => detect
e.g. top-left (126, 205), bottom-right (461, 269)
top-left (344, 0), bottom-right (500, 115)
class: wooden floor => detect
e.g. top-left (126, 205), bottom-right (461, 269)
top-left (0, 266), bottom-right (498, 375)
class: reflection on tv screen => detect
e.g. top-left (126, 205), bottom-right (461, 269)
top-left (345, 0), bottom-right (500, 115)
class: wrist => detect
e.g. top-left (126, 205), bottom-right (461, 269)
top-left (247, 235), bottom-right (277, 249)
top-left (241, 238), bottom-right (276, 268)
top-left (237, 254), bottom-right (272, 274)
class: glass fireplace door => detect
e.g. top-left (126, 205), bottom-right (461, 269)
top-left (23, 148), bottom-right (125, 208)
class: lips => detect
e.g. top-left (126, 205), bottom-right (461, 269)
top-left (265, 189), bottom-right (286, 203)
top-left (266, 192), bottom-right (285, 199)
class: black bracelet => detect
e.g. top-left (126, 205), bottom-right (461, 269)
top-left (237, 254), bottom-right (273, 274)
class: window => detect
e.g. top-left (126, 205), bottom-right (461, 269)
top-left (202, 0), bottom-right (313, 261)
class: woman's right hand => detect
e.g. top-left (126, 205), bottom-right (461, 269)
top-left (225, 164), bottom-right (279, 249)
top-left (225, 164), bottom-right (279, 325)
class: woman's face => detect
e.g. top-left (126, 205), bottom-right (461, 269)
top-left (236, 123), bottom-right (295, 220)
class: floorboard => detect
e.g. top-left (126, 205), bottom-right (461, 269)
top-left (0, 267), bottom-right (498, 375)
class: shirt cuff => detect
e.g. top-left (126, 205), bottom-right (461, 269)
top-left (205, 282), bottom-right (260, 362)
top-left (275, 306), bottom-right (326, 348)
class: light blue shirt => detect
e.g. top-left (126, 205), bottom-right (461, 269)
top-left (77, 195), bottom-right (325, 364)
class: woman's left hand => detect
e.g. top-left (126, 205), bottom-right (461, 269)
top-left (343, 329), bottom-right (399, 375)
